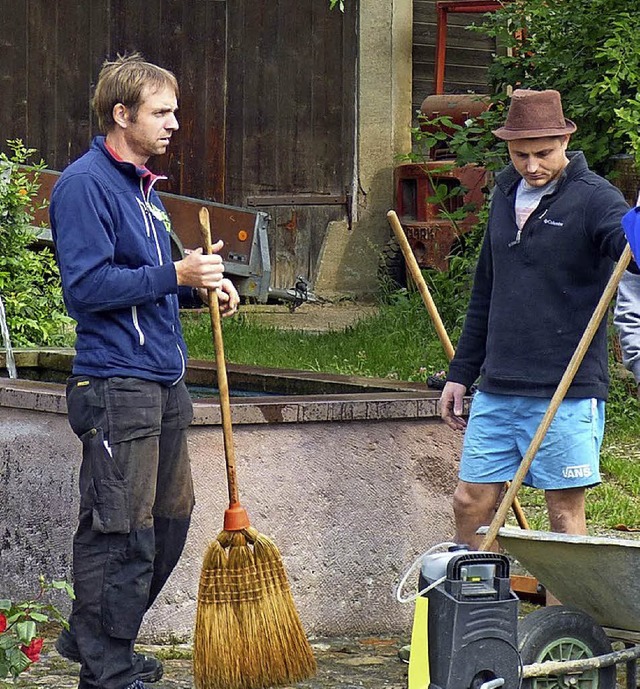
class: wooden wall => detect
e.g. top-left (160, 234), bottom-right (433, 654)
top-left (0, 0), bottom-right (356, 290)
top-left (225, 1), bottom-right (357, 289)
top-left (412, 0), bottom-right (496, 113)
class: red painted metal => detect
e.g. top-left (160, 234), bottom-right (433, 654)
top-left (434, 0), bottom-right (508, 94)
top-left (394, 162), bottom-right (489, 270)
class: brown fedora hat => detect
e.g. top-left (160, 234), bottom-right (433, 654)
top-left (492, 89), bottom-right (577, 140)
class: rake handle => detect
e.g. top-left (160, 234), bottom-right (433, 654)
top-left (387, 210), bottom-right (455, 360)
top-left (480, 243), bottom-right (632, 550)
top-left (387, 210), bottom-right (529, 530)
top-left (198, 207), bottom-right (240, 508)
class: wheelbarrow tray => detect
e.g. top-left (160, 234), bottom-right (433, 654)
top-left (481, 526), bottom-right (640, 633)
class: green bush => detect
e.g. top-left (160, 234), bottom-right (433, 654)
top-left (0, 140), bottom-right (72, 347)
top-left (479, 0), bottom-right (640, 173)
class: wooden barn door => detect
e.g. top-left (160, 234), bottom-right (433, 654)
top-left (0, 1), bottom-right (226, 201)
top-left (224, 1), bottom-right (357, 290)
top-left (1, 0), bottom-right (356, 291)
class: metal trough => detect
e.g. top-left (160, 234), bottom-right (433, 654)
top-left (491, 526), bottom-right (640, 633)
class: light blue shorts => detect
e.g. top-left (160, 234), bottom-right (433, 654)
top-left (459, 391), bottom-right (604, 489)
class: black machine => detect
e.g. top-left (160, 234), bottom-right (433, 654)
top-left (416, 549), bottom-right (520, 689)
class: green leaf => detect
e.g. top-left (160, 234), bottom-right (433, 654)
top-left (8, 648), bottom-right (31, 677)
top-left (27, 612), bottom-right (48, 623)
top-left (0, 635), bottom-right (16, 650)
top-left (15, 621), bottom-right (36, 644)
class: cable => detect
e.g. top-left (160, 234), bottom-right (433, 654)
top-left (395, 541), bottom-right (457, 604)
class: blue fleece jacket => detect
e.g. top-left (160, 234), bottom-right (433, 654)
top-left (447, 151), bottom-right (630, 400)
top-left (50, 136), bottom-right (190, 385)
top-left (614, 270), bottom-right (640, 384)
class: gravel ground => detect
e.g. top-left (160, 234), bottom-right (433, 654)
top-left (239, 301), bottom-right (379, 333)
top-left (0, 635), bottom-right (409, 689)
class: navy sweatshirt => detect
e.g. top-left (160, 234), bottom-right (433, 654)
top-left (447, 151), bottom-right (630, 400)
top-left (51, 137), bottom-right (190, 386)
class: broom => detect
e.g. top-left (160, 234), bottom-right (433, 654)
top-left (193, 206), bottom-right (317, 689)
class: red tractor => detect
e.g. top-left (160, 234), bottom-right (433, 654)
top-left (385, 94), bottom-right (490, 287)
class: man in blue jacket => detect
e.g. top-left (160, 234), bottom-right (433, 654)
top-left (440, 89), bottom-right (630, 551)
top-left (615, 271), bottom-right (640, 394)
top-left (50, 53), bottom-right (239, 689)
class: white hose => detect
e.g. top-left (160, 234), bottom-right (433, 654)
top-left (395, 541), bottom-right (457, 604)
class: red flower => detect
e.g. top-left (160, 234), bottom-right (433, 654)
top-left (21, 637), bottom-right (44, 663)
top-left (0, 614), bottom-right (6, 633)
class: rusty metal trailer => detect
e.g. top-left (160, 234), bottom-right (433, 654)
top-left (30, 169), bottom-right (273, 303)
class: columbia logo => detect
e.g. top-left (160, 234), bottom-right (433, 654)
top-left (562, 465), bottom-right (593, 479)
top-left (543, 218), bottom-right (564, 227)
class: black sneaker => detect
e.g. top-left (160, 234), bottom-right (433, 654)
top-left (55, 629), bottom-right (163, 683)
top-left (124, 681), bottom-right (146, 689)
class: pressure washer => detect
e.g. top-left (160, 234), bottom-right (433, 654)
top-left (398, 544), bottom-right (521, 689)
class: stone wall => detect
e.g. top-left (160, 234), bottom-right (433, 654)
top-left (0, 381), bottom-right (463, 640)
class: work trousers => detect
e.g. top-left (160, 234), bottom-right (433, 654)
top-left (65, 375), bottom-right (195, 689)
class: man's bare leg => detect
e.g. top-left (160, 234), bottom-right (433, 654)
top-left (543, 487), bottom-right (587, 604)
top-left (453, 480), bottom-right (504, 550)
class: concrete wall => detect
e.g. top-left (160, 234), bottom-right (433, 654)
top-left (0, 381), bottom-right (462, 641)
top-left (315, 0), bottom-right (413, 298)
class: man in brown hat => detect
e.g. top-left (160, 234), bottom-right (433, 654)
top-left (439, 89), bottom-right (631, 549)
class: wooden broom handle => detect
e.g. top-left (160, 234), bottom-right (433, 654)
top-left (480, 243), bottom-right (632, 550)
top-left (198, 207), bottom-right (240, 506)
top-left (387, 210), bottom-right (529, 530)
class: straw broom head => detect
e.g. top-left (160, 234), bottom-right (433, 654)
top-left (194, 526), bottom-right (317, 689)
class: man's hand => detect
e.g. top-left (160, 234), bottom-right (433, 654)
top-left (175, 240), bottom-right (225, 290)
top-left (216, 279), bottom-right (240, 317)
top-left (196, 279), bottom-right (240, 317)
top-left (440, 381), bottom-right (468, 431)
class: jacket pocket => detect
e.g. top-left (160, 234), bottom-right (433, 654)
top-left (131, 305), bottom-right (145, 346)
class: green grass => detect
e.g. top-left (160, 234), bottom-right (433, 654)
top-left (181, 293), bottom-right (453, 382)
top-left (182, 292), bottom-right (640, 533)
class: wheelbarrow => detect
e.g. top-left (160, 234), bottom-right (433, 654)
top-left (480, 525), bottom-right (640, 688)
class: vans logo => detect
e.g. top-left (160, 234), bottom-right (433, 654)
top-left (562, 464), bottom-right (593, 479)
top-left (543, 218), bottom-right (564, 227)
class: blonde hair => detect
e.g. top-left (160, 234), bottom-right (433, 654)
top-left (92, 52), bottom-right (179, 131)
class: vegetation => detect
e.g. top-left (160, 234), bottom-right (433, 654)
top-left (478, 0), bottom-right (640, 173)
top-left (182, 294), bottom-right (451, 383)
top-left (0, 578), bottom-right (73, 680)
top-left (0, 140), bottom-right (72, 347)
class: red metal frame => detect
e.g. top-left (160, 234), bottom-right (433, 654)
top-left (394, 161), bottom-right (488, 270)
top-left (435, 0), bottom-right (507, 94)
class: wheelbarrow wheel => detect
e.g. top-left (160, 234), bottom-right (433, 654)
top-left (518, 606), bottom-right (615, 689)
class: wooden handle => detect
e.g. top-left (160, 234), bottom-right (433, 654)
top-left (198, 207), bottom-right (240, 507)
top-left (387, 210), bottom-right (455, 361)
top-left (387, 209), bottom-right (530, 530)
top-left (480, 243), bottom-right (632, 550)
